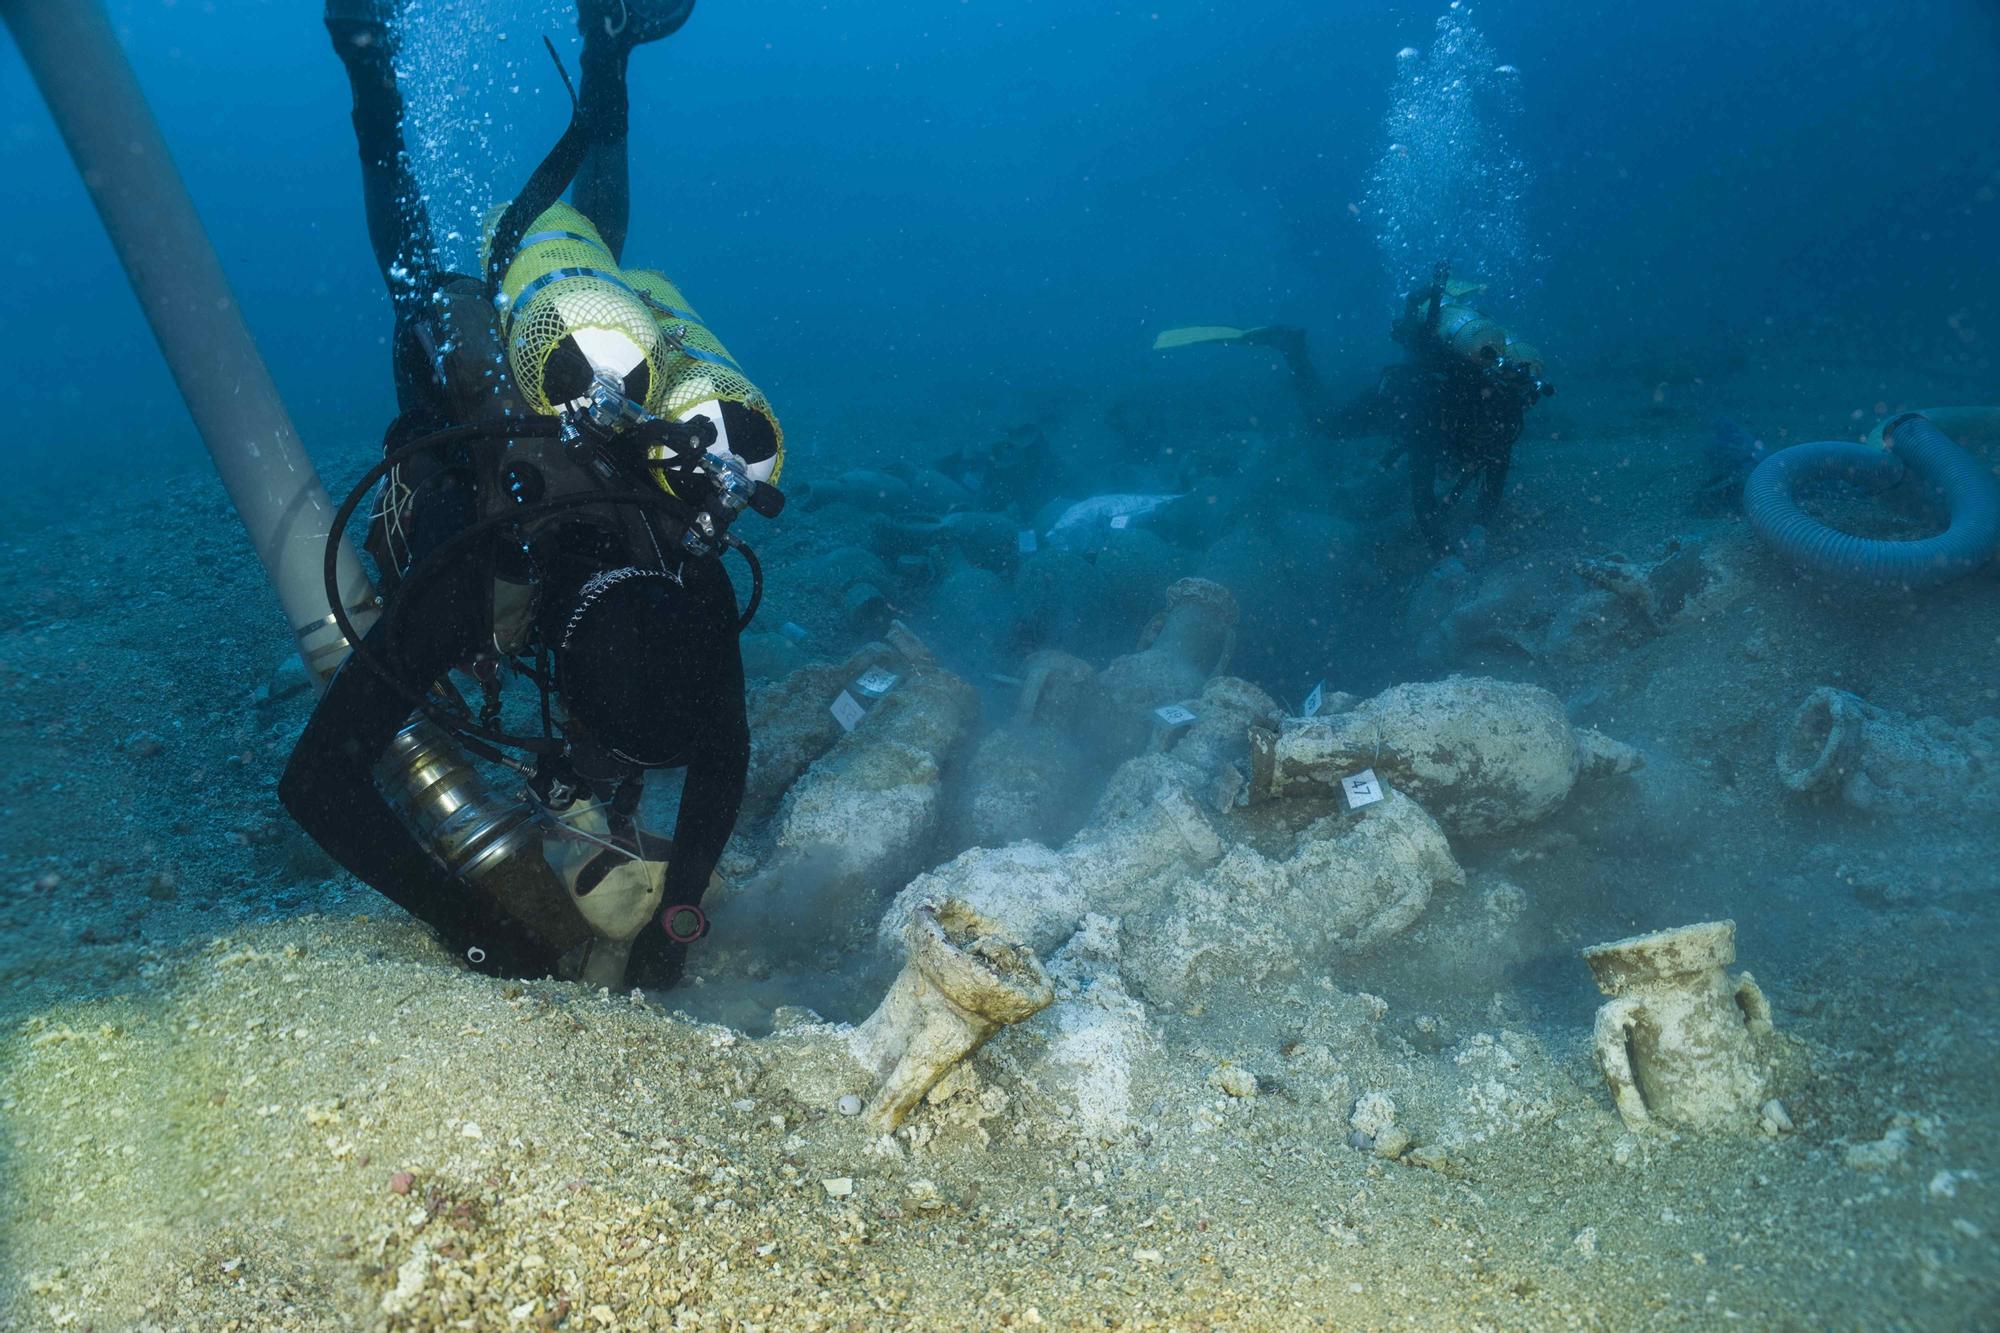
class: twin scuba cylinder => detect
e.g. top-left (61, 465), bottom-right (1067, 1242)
top-left (1434, 304), bottom-right (1547, 387)
top-left (488, 201), bottom-right (784, 485)
top-left (1391, 266), bottom-right (1553, 402)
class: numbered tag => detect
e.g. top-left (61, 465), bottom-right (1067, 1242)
top-left (855, 667), bottom-right (900, 698)
top-left (1342, 768), bottom-right (1386, 810)
top-left (781, 621), bottom-right (809, 643)
top-left (1154, 704), bottom-right (1197, 728)
top-left (1109, 514), bottom-right (1131, 530)
top-left (830, 691), bottom-right (866, 732)
top-left (1302, 680), bottom-right (1326, 718)
top-left (1018, 528), bottom-right (1038, 554)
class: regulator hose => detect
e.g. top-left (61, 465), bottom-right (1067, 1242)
top-left (484, 39), bottom-right (588, 301)
top-left (1743, 409), bottom-right (2000, 590)
top-left (323, 421), bottom-right (767, 757)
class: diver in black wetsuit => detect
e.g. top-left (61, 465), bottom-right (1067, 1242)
top-left (283, 0), bottom-right (778, 987)
top-left (1169, 265), bottom-right (1553, 551)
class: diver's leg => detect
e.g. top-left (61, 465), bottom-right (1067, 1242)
top-left (280, 564), bottom-right (558, 976)
top-left (327, 4), bottom-right (437, 348)
top-left (572, 0), bottom-right (698, 259)
top-left (1240, 324), bottom-right (1344, 439)
top-left (572, 39), bottom-right (634, 258)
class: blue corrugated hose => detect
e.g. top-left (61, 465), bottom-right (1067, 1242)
top-left (1744, 409), bottom-right (2000, 590)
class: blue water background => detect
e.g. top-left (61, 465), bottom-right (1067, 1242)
top-left (3, 0), bottom-right (1995, 507)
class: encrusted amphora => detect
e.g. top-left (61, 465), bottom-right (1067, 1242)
top-left (1583, 920), bottom-right (1775, 1132)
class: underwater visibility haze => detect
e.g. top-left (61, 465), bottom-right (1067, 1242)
top-left (2, 0), bottom-right (1998, 1325)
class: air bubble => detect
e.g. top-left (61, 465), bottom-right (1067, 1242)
top-left (1361, 12), bottom-right (1536, 308)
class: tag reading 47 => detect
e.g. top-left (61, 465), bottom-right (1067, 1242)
top-left (1342, 768), bottom-right (1385, 810)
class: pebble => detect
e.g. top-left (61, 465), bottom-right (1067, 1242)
top-left (821, 1177), bottom-right (854, 1198)
top-left (1929, 1169), bottom-right (1970, 1199)
top-left (388, 1171), bottom-right (414, 1195)
top-left (1373, 1125), bottom-right (1414, 1160)
top-left (266, 657), bottom-right (313, 703)
top-left (460, 1122), bottom-right (483, 1139)
top-left (1208, 1065), bottom-right (1258, 1099)
top-left (122, 730), bottom-right (164, 759)
top-left (837, 1094), bottom-right (863, 1117)
top-left (1349, 1092), bottom-right (1398, 1139)
top-left (1844, 1126), bottom-right (1910, 1172)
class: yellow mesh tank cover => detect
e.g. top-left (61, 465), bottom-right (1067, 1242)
top-left (626, 267), bottom-right (784, 485)
top-left (486, 202), bottom-right (668, 415)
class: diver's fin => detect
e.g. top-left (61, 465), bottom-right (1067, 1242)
top-left (580, 0), bottom-right (697, 46)
top-left (1152, 325), bottom-right (1249, 351)
top-left (1236, 324), bottom-right (1308, 353)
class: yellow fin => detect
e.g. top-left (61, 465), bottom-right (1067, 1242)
top-left (1152, 325), bottom-right (1248, 350)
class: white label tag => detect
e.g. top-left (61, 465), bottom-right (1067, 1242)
top-left (831, 691), bottom-right (866, 732)
top-left (1342, 768), bottom-right (1386, 810)
top-left (1153, 704), bottom-right (1197, 727)
top-left (1303, 681), bottom-right (1326, 718)
top-left (781, 621), bottom-right (809, 643)
top-left (1109, 514), bottom-right (1131, 530)
top-left (1018, 528), bottom-right (1038, 554)
top-left (855, 668), bottom-right (900, 698)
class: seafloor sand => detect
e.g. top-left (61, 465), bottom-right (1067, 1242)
top-left (2, 356), bottom-right (1996, 1329)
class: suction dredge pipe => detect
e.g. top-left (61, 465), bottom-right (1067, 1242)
top-left (5, 0), bottom-right (557, 946)
top-left (1744, 408), bottom-right (2000, 590)
top-left (3, 0), bottom-right (379, 681)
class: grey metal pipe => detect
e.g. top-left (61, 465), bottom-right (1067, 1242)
top-left (3, 0), bottom-right (378, 683)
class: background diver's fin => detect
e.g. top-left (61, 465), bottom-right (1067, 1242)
top-left (1151, 325), bottom-right (1249, 350)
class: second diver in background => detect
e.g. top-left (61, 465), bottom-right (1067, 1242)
top-left (1158, 263), bottom-right (1554, 551)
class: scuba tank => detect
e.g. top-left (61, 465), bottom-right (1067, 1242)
top-left (1393, 265), bottom-right (1552, 395)
top-left (486, 201), bottom-right (669, 416)
top-left (627, 267), bottom-right (785, 487)
top-left (1437, 305), bottom-right (1548, 387)
top-left (1499, 331), bottom-right (1545, 381)
top-left (1435, 304), bottom-right (1509, 364)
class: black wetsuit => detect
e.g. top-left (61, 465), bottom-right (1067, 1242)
top-left (282, 17), bottom-right (748, 981)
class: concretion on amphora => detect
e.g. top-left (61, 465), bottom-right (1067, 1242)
top-left (1248, 676), bottom-right (1641, 834)
top-left (1777, 684), bottom-right (2000, 815)
top-left (1094, 577), bottom-right (1240, 746)
top-left (1582, 920), bottom-right (1775, 1132)
top-left (849, 898), bottom-right (1054, 1134)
